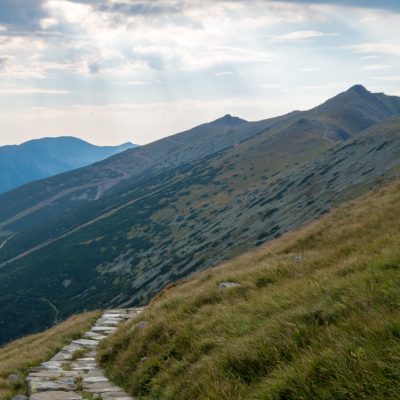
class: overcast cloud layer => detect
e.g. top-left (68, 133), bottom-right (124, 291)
top-left (0, 0), bottom-right (399, 145)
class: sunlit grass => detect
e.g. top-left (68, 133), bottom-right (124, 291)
top-left (99, 180), bottom-right (400, 399)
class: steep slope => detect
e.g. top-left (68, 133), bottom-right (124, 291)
top-left (99, 179), bottom-right (400, 400)
top-left (1, 84), bottom-right (396, 224)
top-left (0, 85), bottom-right (396, 228)
top-left (0, 86), bottom-right (399, 344)
top-left (0, 113), bottom-right (294, 226)
top-left (0, 137), bottom-right (136, 193)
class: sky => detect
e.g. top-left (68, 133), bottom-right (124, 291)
top-left (0, 0), bottom-right (399, 146)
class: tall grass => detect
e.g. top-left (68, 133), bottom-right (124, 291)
top-left (0, 310), bottom-right (100, 399)
top-left (99, 180), bottom-right (400, 399)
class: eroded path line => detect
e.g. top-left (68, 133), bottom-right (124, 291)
top-left (27, 308), bottom-right (143, 400)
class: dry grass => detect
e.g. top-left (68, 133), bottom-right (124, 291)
top-left (99, 180), bottom-right (400, 399)
top-left (0, 310), bottom-right (100, 399)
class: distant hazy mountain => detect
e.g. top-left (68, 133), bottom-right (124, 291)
top-left (0, 137), bottom-right (136, 193)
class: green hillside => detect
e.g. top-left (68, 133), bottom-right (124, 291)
top-left (0, 86), bottom-right (399, 344)
top-left (99, 179), bottom-right (400, 400)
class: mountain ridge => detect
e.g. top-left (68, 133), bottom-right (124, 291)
top-left (0, 85), bottom-right (399, 344)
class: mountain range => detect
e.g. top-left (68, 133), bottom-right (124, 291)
top-left (0, 137), bottom-right (136, 193)
top-left (0, 84), bottom-right (399, 344)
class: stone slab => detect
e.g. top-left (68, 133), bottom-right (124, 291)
top-left (72, 339), bottom-right (99, 347)
top-left (29, 391), bottom-right (82, 400)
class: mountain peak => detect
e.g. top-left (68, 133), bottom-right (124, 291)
top-left (214, 114), bottom-right (247, 125)
top-left (347, 84), bottom-right (370, 96)
top-left (309, 84), bottom-right (398, 135)
top-left (320, 84), bottom-right (379, 108)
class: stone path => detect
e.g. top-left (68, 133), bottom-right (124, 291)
top-left (26, 308), bottom-right (143, 400)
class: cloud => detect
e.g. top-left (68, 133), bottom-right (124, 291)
top-left (272, 30), bottom-right (337, 42)
top-left (69, 0), bottom-right (400, 13)
top-left (0, 59), bottom-right (48, 79)
top-left (260, 83), bottom-right (282, 89)
top-left (0, 56), bottom-right (9, 70)
top-left (0, 0), bottom-right (48, 32)
top-left (300, 82), bottom-right (351, 90)
top-left (299, 67), bottom-right (323, 72)
top-left (370, 75), bottom-right (400, 81)
top-left (363, 64), bottom-right (390, 70)
top-left (276, 0), bottom-right (400, 11)
top-left (125, 80), bottom-right (152, 85)
top-left (0, 87), bottom-right (70, 94)
top-left (88, 61), bottom-right (101, 74)
top-left (67, 0), bottom-right (183, 15)
top-left (39, 18), bottom-right (59, 30)
top-left (0, 0), bottom-right (399, 148)
top-left (359, 55), bottom-right (381, 60)
top-left (214, 71), bottom-right (233, 77)
top-left (349, 42), bottom-right (400, 56)
top-left (96, 1), bottom-right (182, 17)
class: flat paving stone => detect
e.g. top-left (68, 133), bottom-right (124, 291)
top-left (41, 361), bottom-right (64, 370)
top-left (106, 309), bottom-right (128, 313)
top-left (83, 381), bottom-right (124, 392)
top-left (101, 393), bottom-right (136, 400)
top-left (72, 339), bottom-right (99, 347)
top-left (29, 391), bottom-right (82, 400)
top-left (83, 376), bottom-right (109, 383)
top-left (83, 331), bottom-right (107, 340)
top-left (73, 358), bottom-right (97, 365)
top-left (91, 326), bottom-right (117, 332)
top-left (51, 353), bottom-right (74, 362)
top-left (27, 371), bottom-right (77, 379)
top-left (96, 318), bottom-right (123, 326)
top-left (29, 378), bottom-right (76, 393)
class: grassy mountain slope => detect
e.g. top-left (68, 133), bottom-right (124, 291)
top-left (0, 86), bottom-right (399, 344)
top-left (0, 310), bottom-right (100, 400)
top-left (0, 113), bottom-right (284, 224)
top-left (0, 137), bottom-right (135, 194)
top-left (99, 179), bottom-right (400, 400)
top-left (0, 85), bottom-right (397, 228)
